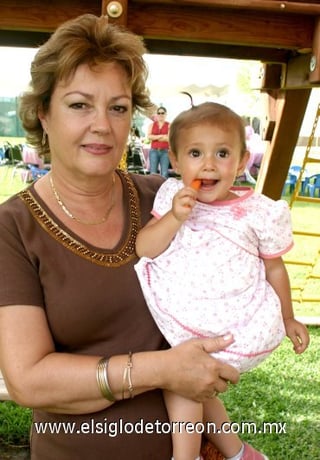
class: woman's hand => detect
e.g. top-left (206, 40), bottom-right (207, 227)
top-left (159, 334), bottom-right (240, 402)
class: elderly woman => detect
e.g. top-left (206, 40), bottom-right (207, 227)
top-left (0, 14), bottom-right (239, 459)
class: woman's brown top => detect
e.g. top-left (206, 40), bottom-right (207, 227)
top-left (0, 170), bottom-right (172, 459)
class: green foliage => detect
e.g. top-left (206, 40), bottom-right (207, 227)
top-left (0, 402), bottom-right (31, 446)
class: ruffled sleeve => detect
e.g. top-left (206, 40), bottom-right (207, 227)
top-left (254, 197), bottom-right (293, 258)
top-left (151, 178), bottom-right (183, 219)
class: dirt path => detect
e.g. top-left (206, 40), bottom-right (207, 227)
top-left (0, 445), bottom-right (30, 459)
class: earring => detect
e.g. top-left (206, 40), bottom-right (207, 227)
top-left (41, 130), bottom-right (47, 146)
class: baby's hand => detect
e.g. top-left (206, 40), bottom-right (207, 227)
top-left (284, 318), bottom-right (310, 354)
top-left (172, 186), bottom-right (198, 222)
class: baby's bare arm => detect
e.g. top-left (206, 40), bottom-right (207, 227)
top-left (136, 186), bottom-right (197, 259)
top-left (264, 257), bottom-right (310, 353)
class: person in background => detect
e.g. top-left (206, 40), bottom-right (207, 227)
top-left (244, 124), bottom-right (265, 180)
top-left (126, 125), bottom-right (148, 173)
top-left (135, 100), bottom-right (310, 460)
top-left (148, 106), bottom-right (170, 178)
top-left (0, 14), bottom-right (239, 460)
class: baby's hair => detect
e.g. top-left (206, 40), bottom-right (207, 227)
top-left (180, 91), bottom-right (195, 108)
top-left (169, 101), bottom-right (247, 158)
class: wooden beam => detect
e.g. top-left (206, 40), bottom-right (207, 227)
top-left (158, 0), bottom-right (320, 15)
top-left (255, 89), bottom-right (311, 199)
top-left (309, 16), bottom-right (320, 83)
top-left (0, 0), bottom-right (101, 32)
top-left (144, 39), bottom-right (290, 63)
top-left (0, 30), bottom-right (51, 47)
top-left (127, 4), bottom-right (313, 51)
top-left (0, 1), bottom-right (314, 54)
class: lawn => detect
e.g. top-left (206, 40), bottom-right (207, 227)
top-left (219, 326), bottom-right (320, 460)
top-left (0, 165), bottom-right (29, 204)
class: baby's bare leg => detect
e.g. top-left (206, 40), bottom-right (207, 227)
top-left (203, 396), bottom-right (243, 458)
top-left (164, 390), bottom-right (202, 460)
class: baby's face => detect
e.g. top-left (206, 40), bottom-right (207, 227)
top-left (172, 123), bottom-right (249, 202)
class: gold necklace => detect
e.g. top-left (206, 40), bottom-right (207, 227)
top-left (49, 173), bottom-right (116, 225)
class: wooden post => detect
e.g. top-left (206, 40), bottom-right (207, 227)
top-left (255, 89), bottom-right (311, 199)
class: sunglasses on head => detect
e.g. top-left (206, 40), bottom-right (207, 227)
top-left (157, 111), bottom-right (165, 115)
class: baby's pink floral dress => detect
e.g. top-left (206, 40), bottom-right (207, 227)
top-left (135, 178), bottom-right (293, 372)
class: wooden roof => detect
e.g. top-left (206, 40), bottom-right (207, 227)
top-left (1, 0), bottom-right (320, 198)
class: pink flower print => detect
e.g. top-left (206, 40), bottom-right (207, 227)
top-left (231, 204), bottom-right (247, 219)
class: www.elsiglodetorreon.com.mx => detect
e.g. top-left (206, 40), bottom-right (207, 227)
top-left (33, 418), bottom-right (287, 437)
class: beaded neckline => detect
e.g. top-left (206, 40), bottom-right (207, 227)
top-left (19, 170), bottom-right (141, 267)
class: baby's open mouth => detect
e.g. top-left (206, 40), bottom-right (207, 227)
top-left (201, 179), bottom-right (218, 188)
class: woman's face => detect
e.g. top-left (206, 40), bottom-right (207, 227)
top-left (156, 109), bottom-right (167, 122)
top-left (39, 62), bottom-right (132, 179)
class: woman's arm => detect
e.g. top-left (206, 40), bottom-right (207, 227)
top-left (0, 305), bottom-right (239, 414)
top-left (0, 305), bottom-right (106, 413)
top-left (147, 123), bottom-right (160, 141)
top-left (264, 257), bottom-right (310, 353)
top-left (158, 134), bottom-right (168, 142)
top-left (147, 123), bottom-right (169, 142)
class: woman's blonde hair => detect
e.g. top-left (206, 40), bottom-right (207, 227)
top-left (169, 102), bottom-right (247, 158)
top-left (19, 14), bottom-right (153, 154)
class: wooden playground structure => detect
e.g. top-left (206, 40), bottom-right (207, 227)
top-left (285, 103), bottom-right (320, 323)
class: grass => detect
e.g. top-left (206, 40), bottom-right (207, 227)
top-left (0, 165), bottom-right (319, 457)
top-left (0, 402), bottom-right (31, 448)
top-left (0, 165), bottom-right (29, 204)
top-left (220, 326), bottom-right (320, 460)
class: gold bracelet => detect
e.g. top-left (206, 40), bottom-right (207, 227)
top-left (122, 351), bottom-right (134, 399)
top-left (96, 357), bottom-right (116, 402)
